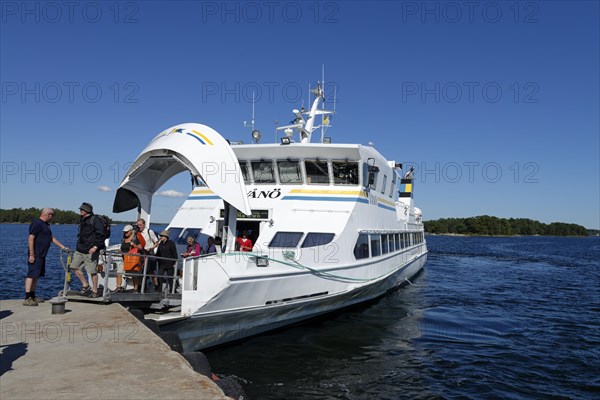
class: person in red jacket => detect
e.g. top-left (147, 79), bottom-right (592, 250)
top-left (235, 231), bottom-right (253, 252)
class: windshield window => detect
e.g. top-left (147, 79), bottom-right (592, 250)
top-left (332, 161), bottom-right (359, 185)
top-left (251, 161), bottom-right (276, 183)
top-left (305, 160), bottom-right (329, 184)
top-left (277, 160), bottom-right (302, 184)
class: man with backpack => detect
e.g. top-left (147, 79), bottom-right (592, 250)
top-left (70, 202), bottom-right (107, 298)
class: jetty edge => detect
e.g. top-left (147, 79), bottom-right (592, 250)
top-left (0, 300), bottom-right (230, 400)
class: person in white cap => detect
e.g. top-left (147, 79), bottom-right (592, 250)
top-left (121, 224), bottom-right (145, 292)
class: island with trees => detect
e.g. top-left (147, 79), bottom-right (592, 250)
top-left (424, 215), bottom-right (591, 236)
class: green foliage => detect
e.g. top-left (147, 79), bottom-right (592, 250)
top-left (424, 215), bottom-right (588, 236)
top-left (0, 208), bottom-right (112, 225)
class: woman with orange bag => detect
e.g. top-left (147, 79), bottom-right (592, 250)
top-left (121, 225), bottom-right (146, 292)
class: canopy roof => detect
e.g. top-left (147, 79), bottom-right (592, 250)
top-left (113, 123), bottom-right (251, 217)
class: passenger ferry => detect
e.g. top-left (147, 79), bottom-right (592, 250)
top-left (102, 80), bottom-right (428, 350)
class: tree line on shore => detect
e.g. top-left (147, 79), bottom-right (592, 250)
top-left (0, 207), bottom-right (114, 224)
top-left (0, 208), bottom-right (594, 236)
top-left (424, 215), bottom-right (590, 236)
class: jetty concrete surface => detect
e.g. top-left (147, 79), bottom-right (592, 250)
top-left (0, 300), bottom-right (229, 400)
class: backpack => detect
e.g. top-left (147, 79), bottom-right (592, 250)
top-left (91, 215), bottom-right (111, 247)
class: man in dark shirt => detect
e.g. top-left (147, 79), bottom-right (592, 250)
top-left (25, 208), bottom-right (69, 306)
top-left (70, 202), bottom-right (106, 298)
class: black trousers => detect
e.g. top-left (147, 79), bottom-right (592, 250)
top-left (157, 264), bottom-right (175, 291)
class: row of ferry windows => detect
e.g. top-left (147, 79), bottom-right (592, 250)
top-left (239, 160), bottom-right (397, 197)
top-left (269, 232), bottom-right (335, 248)
top-left (353, 232), bottom-right (425, 259)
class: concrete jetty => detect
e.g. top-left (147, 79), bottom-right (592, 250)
top-left (0, 300), bottom-right (229, 399)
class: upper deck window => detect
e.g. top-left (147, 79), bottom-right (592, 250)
top-left (277, 160), bottom-right (302, 184)
top-left (251, 161), bottom-right (276, 184)
top-left (305, 160), bottom-right (329, 184)
top-left (239, 161), bottom-right (251, 184)
top-left (332, 161), bottom-right (359, 185)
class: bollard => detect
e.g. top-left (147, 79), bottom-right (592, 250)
top-left (49, 297), bottom-right (68, 315)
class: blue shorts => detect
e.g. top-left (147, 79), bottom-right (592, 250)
top-left (27, 257), bottom-right (46, 279)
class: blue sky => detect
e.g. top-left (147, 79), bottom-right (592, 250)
top-left (1, 1), bottom-right (599, 228)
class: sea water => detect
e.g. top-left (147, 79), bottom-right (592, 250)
top-left (1, 225), bottom-right (598, 399)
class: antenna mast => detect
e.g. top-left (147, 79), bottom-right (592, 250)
top-left (321, 65), bottom-right (325, 143)
top-left (244, 92), bottom-right (261, 143)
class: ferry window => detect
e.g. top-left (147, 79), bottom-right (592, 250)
top-left (388, 235), bottom-right (395, 252)
top-left (179, 228), bottom-right (201, 245)
top-left (167, 227), bottom-right (184, 243)
top-left (401, 233), bottom-right (406, 249)
top-left (389, 175), bottom-right (396, 198)
top-left (251, 161), bottom-right (276, 183)
top-left (269, 232), bottom-right (303, 248)
top-left (382, 234), bottom-right (389, 254)
top-left (381, 175), bottom-right (387, 194)
top-left (277, 160), bottom-right (302, 184)
top-left (302, 233), bottom-right (335, 248)
top-left (367, 165), bottom-right (379, 191)
top-left (370, 234), bottom-right (381, 257)
top-left (394, 233), bottom-right (400, 250)
top-left (332, 161), bottom-right (359, 185)
top-left (353, 234), bottom-right (369, 259)
top-left (305, 160), bottom-right (329, 184)
top-left (239, 161), bottom-right (251, 184)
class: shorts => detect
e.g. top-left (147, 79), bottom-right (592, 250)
top-left (27, 257), bottom-right (46, 279)
top-left (70, 251), bottom-right (99, 274)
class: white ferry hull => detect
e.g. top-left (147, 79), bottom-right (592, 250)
top-left (163, 253), bottom-right (426, 351)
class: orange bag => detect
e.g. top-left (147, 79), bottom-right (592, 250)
top-left (123, 246), bottom-right (141, 272)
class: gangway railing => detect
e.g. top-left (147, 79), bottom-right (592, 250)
top-left (99, 250), bottom-right (180, 298)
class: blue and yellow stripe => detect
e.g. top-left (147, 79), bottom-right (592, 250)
top-left (163, 128), bottom-right (214, 145)
top-left (188, 189), bottom-right (220, 200)
top-left (281, 189), bottom-right (398, 212)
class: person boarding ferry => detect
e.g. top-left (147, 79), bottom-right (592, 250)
top-left (24, 208), bottom-right (69, 306)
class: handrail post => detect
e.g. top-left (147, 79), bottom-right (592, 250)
top-left (140, 254), bottom-right (148, 294)
top-left (102, 249), bottom-right (110, 299)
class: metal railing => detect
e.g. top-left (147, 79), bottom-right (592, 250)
top-left (100, 250), bottom-right (180, 298)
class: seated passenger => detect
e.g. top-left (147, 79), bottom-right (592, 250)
top-left (205, 237), bottom-right (217, 254)
top-left (182, 236), bottom-right (201, 258)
